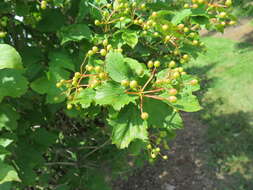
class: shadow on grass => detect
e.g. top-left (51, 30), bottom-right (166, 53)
top-left (187, 51), bottom-right (253, 189)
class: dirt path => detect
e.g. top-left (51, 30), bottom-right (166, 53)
top-left (113, 19), bottom-right (253, 190)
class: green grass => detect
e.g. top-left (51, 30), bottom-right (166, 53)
top-left (187, 37), bottom-right (253, 190)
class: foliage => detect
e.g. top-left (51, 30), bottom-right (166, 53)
top-left (0, 0), bottom-right (235, 189)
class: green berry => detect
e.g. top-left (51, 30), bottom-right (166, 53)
top-left (92, 46), bottom-right (98, 53)
top-left (192, 40), bottom-right (199, 46)
top-left (151, 12), bottom-right (158, 17)
top-left (168, 96), bottom-right (177, 103)
top-left (184, 3), bottom-right (190, 8)
top-left (169, 61), bottom-right (176, 67)
top-left (95, 20), bottom-right (100, 25)
top-left (67, 104), bottom-right (73, 110)
top-left (103, 39), bottom-right (108, 46)
top-left (147, 144), bottom-right (152, 149)
top-left (192, 4), bottom-right (199, 8)
top-left (169, 88), bottom-right (178, 95)
top-left (56, 82), bottom-right (62, 88)
top-left (129, 80), bottom-right (138, 89)
top-left (162, 24), bottom-right (169, 31)
top-left (41, 1), bottom-right (47, 9)
top-left (99, 72), bottom-right (107, 79)
top-left (107, 44), bottom-right (112, 51)
top-left (183, 27), bottom-right (189, 33)
top-left (0, 31), bottom-right (7, 38)
top-left (141, 112), bottom-right (149, 120)
top-left (190, 79), bottom-right (198, 85)
top-left (163, 155), bottom-right (168, 160)
top-left (87, 50), bottom-right (93, 56)
top-left (85, 65), bottom-right (94, 71)
top-left (147, 60), bottom-right (154, 68)
top-left (225, 0), bottom-right (232, 6)
top-left (100, 49), bottom-right (107, 56)
top-left (219, 12), bottom-right (227, 18)
top-left (121, 80), bottom-right (129, 87)
top-left (154, 60), bottom-right (161, 68)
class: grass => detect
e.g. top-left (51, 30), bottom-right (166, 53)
top-left (187, 37), bottom-right (253, 190)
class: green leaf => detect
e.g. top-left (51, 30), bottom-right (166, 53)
top-left (122, 30), bottom-right (138, 48)
top-left (105, 52), bottom-right (132, 82)
top-left (109, 104), bottom-right (148, 149)
top-left (37, 9), bottom-right (65, 32)
top-left (143, 98), bottom-right (183, 129)
top-left (76, 0), bottom-right (90, 23)
top-left (0, 104), bottom-right (19, 131)
top-left (58, 24), bottom-right (92, 45)
top-left (95, 82), bottom-right (136, 110)
top-left (160, 92), bottom-right (202, 112)
top-left (71, 88), bottom-right (95, 109)
top-left (0, 162), bottom-right (20, 184)
top-left (31, 51), bottom-right (74, 104)
top-left (0, 44), bottom-right (23, 70)
top-left (0, 182), bottom-right (12, 190)
top-left (172, 9), bottom-right (192, 25)
top-left (124, 58), bottom-right (147, 77)
top-left (0, 69), bottom-right (28, 102)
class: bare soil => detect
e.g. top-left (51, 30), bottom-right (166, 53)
top-left (113, 18), bottom-right (253, 190)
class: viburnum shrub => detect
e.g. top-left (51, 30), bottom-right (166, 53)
top-left (0, 0), bottom-right (235, 189)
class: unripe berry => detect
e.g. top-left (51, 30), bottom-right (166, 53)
top-left (219, 12), bottom-right (227, 18)
top-left (178, 67), bottom-right (184, 72)
top-left (85, 65), bottom-right (94, 71)
top-left (221, 21), bottom-right (226, 26)
top-left (154, 60), bottom-right (161, 67)
top-left (138, 19), bottom-right (144, 24)
top-left (151, 153), bottom-right (156, 159)
top-left (0, 31), bottom-right (7, 38)
top-left (147, 60), bottom-right (154, 68)
top-left (129, 80), bottom-right (138, 89)
top-left (192, 4), bottom-right (199, 8)
top-left (169, 88), bottom-right (178, 95)
top-left (162, 24), bottom-right (169, 31)
top-left (107, 44), bottom-right (112, 51)
top-left (192, 40), bottom-right (199, 46)
top-left (183, 54), bottom-right (189, 60)
top-left (140, 3), bottom-right (146, 9)
top-left (183, 27), bottom-right (189, 33)
top-left (225, 0), bottom-right (232, 6)
top-left (41, 1), bottom-right (47, 9)
top-left (147, 144), bottom-right (152, 149)
top-left (103, 39), bottom-right (108, 46)
top-left (168, 96), bottom-right (177, 103)
top-left (141, 112), bottom-right (149, 120)
top-left (165, 35), bottom-right (171, 42)
top-left (198, 0), bottom-right (204, 4)
top-left (87, 50), bottom-right (93, 56)
top-left (67, 104), bottom-right (73, 110)
top-left (173, 71), bottom-right (180, 78)
top-left (142, 31), bottom-right (147, 35)
top-left (190, 79), bottom-right (198, 85)
top-left (177, 24), bottom-right (184, 30)
top-left (95, 20), bottom-right (100, 25)
top-left (163, 155), bottom-right (168, 160)
top-left (189, 32), bottom-right (196, 38)
top-left (169, 61), bottom-right (176, 67)
top-left (94, 66), bottom-right (102, 73)
top-left (120, 17), bottom-right (125, 21)
top-left (117, 48), bottom-right (123, 53)
top-left (173, 49), bottom-right (180, 55)
top-left (229, 20), bottom-right (236, 25)
top-left (56, 82), bottom-right (62, 88)
top-left (99, 72), bottom-right (107, 79)
top-left (121, 80), bottom-right (129, 87)
top-left (74, 72), bottom-right (81, 78)
top-left (154, 32), bottom-right (159, 37)
top-left (151, 12), bottom-right (158, 17)
top-left (184, 3), bottom-right (190, 8)
top-left (155, 147), bottom-right (160, 152)
top-left (134, 19), bottom-right (139, 24)
top-left (92, 46), bottom-right (98, 53)
top-left (100, 49), bottom-right (107, 56)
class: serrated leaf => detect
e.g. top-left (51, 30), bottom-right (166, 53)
top-left (0, 44), bottom-right (23, 70)
top-left (122, 30), bottom-right (138, 48)
top-left (109, 104), bottom-right (148, 149)
top-left (0, 162), bottom-right (20, 184)
top-left (37, 9), bottom-right (65, 32)
top-left (0, 104), bottom-right (19, 131)
top-left (144, 98), bottom-right (183, 129)
top-left (172, 9), bottom-right (192, 24)
top-left (124, 58), bottom-right (147, 77)
top-left (160, 92), bottom-right (202, 112)
top-left (58, 24), bottom-right (92, 45)
top-left (71, 88), bottom-right (95, 109)
top-left (0, 69), bottom-right (28, 102)
top-left (105, 52), bottom-right (132, 82)
top-left (95, 82), bottom-right (136, 110)
top-left (31, 51), bottom-right (74, 104)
